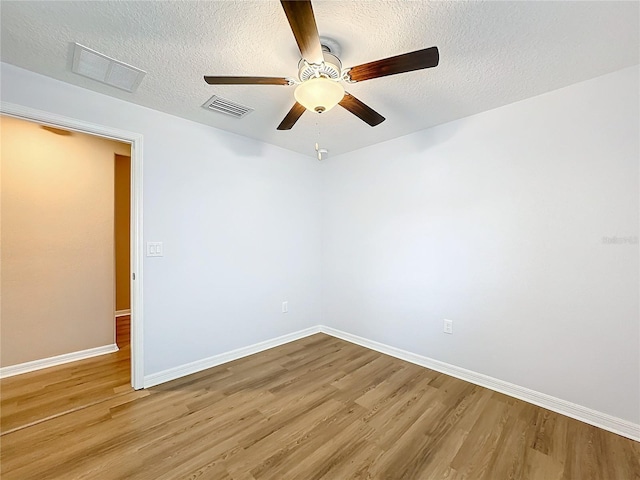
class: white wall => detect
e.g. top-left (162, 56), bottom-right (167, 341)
top-left (321, 66), bottom-right (639, 424)
top-left (2, 61), bottom-right (638, 426)
top-left (0, 62), bottom-right (323, 375)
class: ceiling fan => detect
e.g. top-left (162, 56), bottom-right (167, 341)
top-left (204, 0), bottom-right (439, 130)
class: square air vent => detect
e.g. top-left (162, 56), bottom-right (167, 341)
top-left (202, 95), bottom-right (253, 118)
top-left (71, 43), bottom-right (146, 92)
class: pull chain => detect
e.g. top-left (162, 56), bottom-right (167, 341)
top-left (314, 116), bottom-right (327, 161)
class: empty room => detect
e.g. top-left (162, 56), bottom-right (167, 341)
top-left (0, 1), bottom-right (638, 479)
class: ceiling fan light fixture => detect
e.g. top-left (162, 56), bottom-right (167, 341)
top-left (294, 77), bottom-right (345, 113)
top-left (204, 1), bottom-right (439, 130)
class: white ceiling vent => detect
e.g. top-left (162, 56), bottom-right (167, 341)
top-left (71, 43), bottom-right (146, 92)
top-left (202, 95), bottom-right (253, 118)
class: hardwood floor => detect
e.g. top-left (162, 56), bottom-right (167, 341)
top-left (1, 330), bottom-right (638, 479)
top-left (1, 316), bottom-right (132, 435)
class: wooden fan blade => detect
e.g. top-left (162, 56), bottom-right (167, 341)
top-left (280, 0), bottom-right (324, 64)
top-left (346, 46), bottom-right (439, 82)
top-left (204, 76), bottom-right (290, 85)
top-left (339, 93), bottom-right (385, 127)
top-left (277, 102), bottom-right (306, 130)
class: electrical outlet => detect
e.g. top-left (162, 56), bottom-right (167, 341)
top-left (443, 319), bottom-right (453, 334)
top-left (282, 301), bottom-right (288, 313)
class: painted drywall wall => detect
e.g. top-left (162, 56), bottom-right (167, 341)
top-left (0, 62), bottom-right (323, 375)
top-left (1, 115), bottom-right (129, 366)
top-left (2, 60), bottom-right (637, 427)
top-left (321, 66), bottom-right (640, 424)
top-left (114, 154), bottom-right (131, 312)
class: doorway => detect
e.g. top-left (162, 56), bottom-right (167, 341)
top-left (0, 102), bottom-right (144, 389)
top-left (114, 153), bottom-right (132, 353)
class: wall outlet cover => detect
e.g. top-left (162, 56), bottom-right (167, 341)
top-left (444, 319), bottom-right (453, 334)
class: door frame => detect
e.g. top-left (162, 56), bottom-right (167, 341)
top-left (1, 101), bottom-right (145, 390)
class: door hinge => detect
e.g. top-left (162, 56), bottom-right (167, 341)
top-left (132, 272), bottom-right (136, 280)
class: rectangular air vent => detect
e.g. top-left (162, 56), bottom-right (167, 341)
top-left (71, 43), bottom-right (146, 92)
top-left (202, 95), bottom-right (253, 118)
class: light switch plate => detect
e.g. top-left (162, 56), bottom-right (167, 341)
top-left (146, 242), bottom-right (163, 257)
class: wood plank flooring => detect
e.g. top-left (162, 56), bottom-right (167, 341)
top-left (1, 330), bottom-right (638, 479)
top-left (1, 316), bottom-right (132, 435)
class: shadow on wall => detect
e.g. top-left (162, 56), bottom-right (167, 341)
top-left (215, 127), bottom-right (267, 158)
top-left (405, 117), bottom-right (462, 154)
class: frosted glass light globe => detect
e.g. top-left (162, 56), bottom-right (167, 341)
top-left (294, 77), bottom-right (345, 113)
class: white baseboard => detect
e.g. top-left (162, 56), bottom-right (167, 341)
top-left (319, 326), bottom-right (640, 442)
top-left (0, 344), bottom-right (119, 379)
top-left (139, 323), bottom-right (639, 442)
top-left (115, 309), bottom-right (131, 317)
top-left (143, 326), bottom-right (322, 388)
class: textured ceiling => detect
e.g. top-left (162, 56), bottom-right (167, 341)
top-left (1, 1), bottom-right (638, 157)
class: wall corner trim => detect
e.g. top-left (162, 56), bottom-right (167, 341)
top-left (318, 325), bottom-right (640, 442)
top-left (0, 344), bottom-right (119, 379)
top-left (143, 326), bottom-right (322, 388)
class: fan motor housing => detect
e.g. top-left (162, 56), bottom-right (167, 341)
top-left (298, 51), bottom-right (342, 81)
